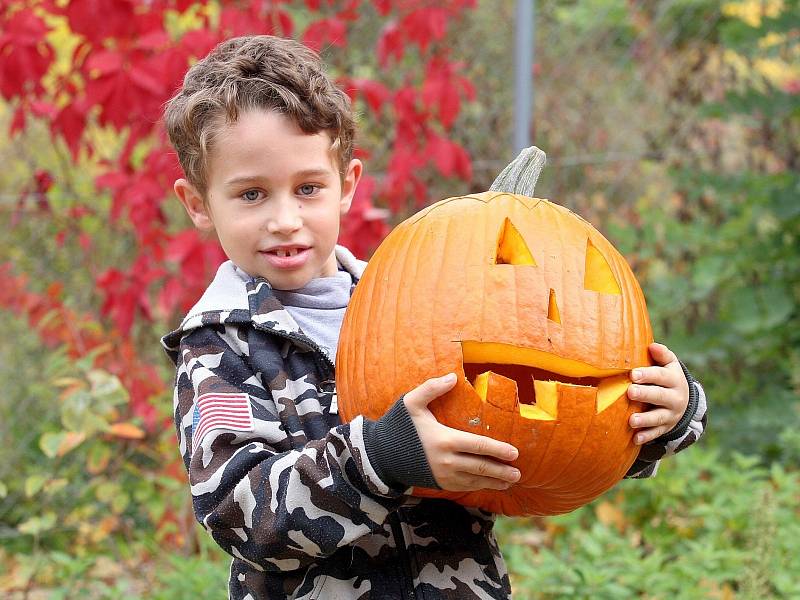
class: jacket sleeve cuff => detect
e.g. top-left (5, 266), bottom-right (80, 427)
top-left (362, 397), bottom-right (440, 490)
top-left (653, 360), bottom-right (699, 443)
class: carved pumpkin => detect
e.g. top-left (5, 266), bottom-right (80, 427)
top-left (337, 150), bottom-right (652, 516)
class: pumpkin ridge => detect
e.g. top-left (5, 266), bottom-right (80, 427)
top-left (430, 208), bottom-right (455, 387)
top-left (536, 388), bottom-right (599, 489)
top-left (346, 268), bottom-right (364, 416)
top-left (557, 399), bottom-right (637, 496)
top-left (406, 194), bottom-right (486, 225)
top-left (553, 205), bottom-right (569, 337)
top-left (378, 222), bottom-right (407, 409)
top-left (407, 193), bottom-right (548, 226)
top-left (518, 411), bottom-right (557, 487)
top-left (398, 213), bottom-right (430, 396)
top-left (512, 232), bottom-right (524, 371)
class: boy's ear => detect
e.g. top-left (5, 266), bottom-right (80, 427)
top-left (339, 158), bottom-right (363, 215)
top-left (174, 178), bottom-right (214, 231)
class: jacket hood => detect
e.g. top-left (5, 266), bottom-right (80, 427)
top-left (161, 245), bottom-right (366, 354)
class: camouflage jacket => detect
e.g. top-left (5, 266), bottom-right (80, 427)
top-left (162, 246), bottom-right (707, 600)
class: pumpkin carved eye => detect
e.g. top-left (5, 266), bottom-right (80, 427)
top-left (495, 218), bottom-right (536, 266)
top-left (584, 239), bottom-right (621, 295)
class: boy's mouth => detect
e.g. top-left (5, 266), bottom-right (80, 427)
top-left (273, 248), bottom-right (300, 258)
top-left (260, 246), bottom-right (311, 269)
top-left (263, 245), bottom-right (309, 257)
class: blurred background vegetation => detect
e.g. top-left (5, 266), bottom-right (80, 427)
top-left (1, 0), bottom-right (798, 598)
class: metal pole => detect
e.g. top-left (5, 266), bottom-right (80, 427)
top-left (513, 0), bottom-right (534, 153)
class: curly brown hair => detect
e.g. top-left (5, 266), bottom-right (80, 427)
top-left (163, 35), bottom-right (355, 197)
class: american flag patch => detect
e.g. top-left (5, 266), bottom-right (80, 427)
top-left (192, 392), bottom-right (254, 452)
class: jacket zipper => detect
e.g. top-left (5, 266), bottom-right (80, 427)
top-left (280, 324), bottom-right (420, 599)
top-left (389, 512), bottom-right (417, 600)
top-left (249, 275), bottom-right (358, 377)
top-left (254, 326), bottom-right (335, 375)
top-left (261, 326), bottom-right (418, 598)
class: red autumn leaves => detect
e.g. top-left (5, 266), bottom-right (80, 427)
top-left (2, 0), bottom-right (478, 427)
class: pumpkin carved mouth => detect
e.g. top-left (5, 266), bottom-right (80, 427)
top-left (460, 341), bottom-right (630, 419)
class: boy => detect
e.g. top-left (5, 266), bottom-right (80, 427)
top-left (161, 35), bottom-right (707, 599)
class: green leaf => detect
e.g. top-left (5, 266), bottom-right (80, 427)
top-left (111, 492), bottom-right (130, 514)
top-left (87, 369), bottom-right (129, 407)
top-left (24, 474), bottom-right (47, 498)
top-left (17, 512), bottom-right (57, 536)
top-left (95, 480), bottom-right (122, 504)
top-left (726, 284), bottom-right (794, 334)
top-left (87, 443), bottom-right (113, 474)
top-left (770, 180), bottom-right (800, 220)
top-left (758, 284), bottom-right (795, 329)
top-left (719, 18), bottom-right (762, 50)
top-left (44, 478), bottom-right (69, 496)
top-left (691, 255), bottom-right (729, 299)
top-left (62, 389), bottom-right (109, 434)
top-left (39, 431), bottom-right (65, 458)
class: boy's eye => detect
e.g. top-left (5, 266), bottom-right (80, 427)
top-left (298, 184), bottom-right (317, 196)
top-left (242, 190), bottom-right (262, 202)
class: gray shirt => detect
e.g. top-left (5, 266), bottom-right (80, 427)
top-left (271, 270), bottom-right (353, 364)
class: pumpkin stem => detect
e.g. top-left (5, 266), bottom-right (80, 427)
top-left (489, 146), bottom-right (547, 197)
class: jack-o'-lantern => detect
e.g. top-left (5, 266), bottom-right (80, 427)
top-left (336, 148), bottom-right (652, 516)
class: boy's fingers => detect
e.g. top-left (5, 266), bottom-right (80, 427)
top-left (628, 408), bottom-right (675, 445)
top-left (404, 373), bottom-right (457, 410)
top-left (630, 408), bottom-right (672, 431)
top-left (632, 424), bottom-right (670, 445)
top-left (648, 342), bottom-right (678, 366)
top-left (630, 365), bottom-right (678, 388)
top-left (627, 382), bottom-right (675, 406)
top-left (451, 474), bottom-right (516, 491)
top-left (451, 455), bottom-right (521, 483)
top-left (452, 430), bottom-right (519, 462)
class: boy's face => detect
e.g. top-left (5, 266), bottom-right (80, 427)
top-left (175, 109), bottom-right (361, 290)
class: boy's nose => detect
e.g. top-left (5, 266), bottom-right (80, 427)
top-left (266, 197), bottom-right (302, 234)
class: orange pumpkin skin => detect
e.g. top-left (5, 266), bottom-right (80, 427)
top-left (336, 192), bottom-right (653, 516)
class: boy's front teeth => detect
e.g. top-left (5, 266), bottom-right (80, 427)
top-left (276, 249), bottom-right (298, 257)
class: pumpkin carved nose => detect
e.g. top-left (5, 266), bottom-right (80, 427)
top-left (547, 289), bottom-right (561, 324)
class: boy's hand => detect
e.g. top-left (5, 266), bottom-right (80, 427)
top-left (627, 342), bottom-right (690, 445)
top-left (403, 373), bottom-right (521, 491)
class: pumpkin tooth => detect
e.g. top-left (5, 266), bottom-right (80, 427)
top-left (473, 371), bottom-right (518, 411)
top-left (473, 371), bottom-right (561, 421)
top-left (520, 380), bottom-right (558, 420)
top-left (473, 371), bottom-right (489, 401)
top-left (595, 373), bottom-right (631, 413)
